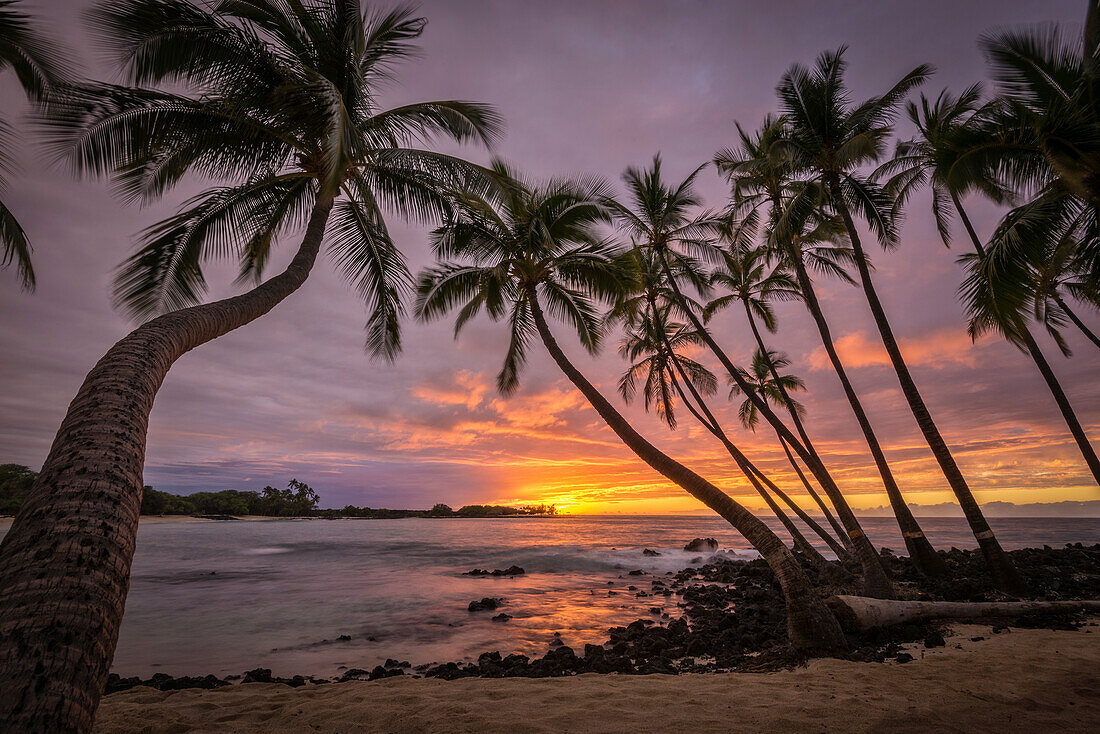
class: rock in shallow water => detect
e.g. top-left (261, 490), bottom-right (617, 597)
top-left (468, 597), bottom-right (504, 612)
top-left (463, 565), bottom-right (525, 577)
top-left (683, 538), bottom-right (719, 552)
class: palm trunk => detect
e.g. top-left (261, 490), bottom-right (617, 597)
top-left (664, 358), bottom-right (844, 573)
top-left (1053, 293), bottom-right (1100, 350)
top-left (741, 302), bottom-right (852, 551)
top-left (656, 319), bottom-right (849, 562)
top-left (0, 195), bottom-right (335, 733)
top-left (828, 177), bottom-right (1022, 594)
top-left (775, 436), bottom-right (852, 557)
top-left (780, 229), bottom-right (945, 577)
top-left (656, 253), bottom-right (896, 599)
top-left (954, 195), bottom-right (1100, 485)
top-left (528, 293), bottom-right (847, 651)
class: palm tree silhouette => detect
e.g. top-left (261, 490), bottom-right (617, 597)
top-left (0, 3), bottom-right (500, 729)
top-left (776, 48), bottom-right (1020, 592)
top-left (416, 161), bottom-right (848, 651)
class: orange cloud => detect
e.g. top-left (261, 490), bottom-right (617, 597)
top-left (808, 328), bottom-right (987, 371)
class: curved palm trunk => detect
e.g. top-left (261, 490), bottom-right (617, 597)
top-left (528, 294), bottom-right (847, 651)
top-left (775, 436), bottom-right (852, 556)
top-left (828, 178), bottom-right (1022, 594)
top-left (741, 302), bottom-right (852, 551)
top-left (665, 359), bottom-right (845, 572)
top-left (656, 323), bottom-right (850, 562)
top-left (954, 196), bottom-right (1100, 484)
top-left (780, 234), bottom-right (945, 577)
top-left (770, 440), bottom-right (853, 559)
top-left (1053, 294), bottom-right (1100, 350)
top-left (0, 196), bottom-right (335, 733)
top-left (657, 254), bottom-right (896, 599)
top-left (744, 460), bottom-right (854, 564)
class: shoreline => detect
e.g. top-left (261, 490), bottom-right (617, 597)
top-left (0, 514), bottom-right (567, 529)
top-left (94, 621), bottom-right (1100, 733)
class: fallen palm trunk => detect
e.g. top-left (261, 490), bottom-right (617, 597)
top-left (825, 595), bottom-right (1100, 632)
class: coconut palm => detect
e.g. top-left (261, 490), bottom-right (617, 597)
top-left (954, 11), bottom-right (1100, 350)
top-left (881, 86), bottom-right (1100, 484)
top-left (607, 155), bottom-right (895, 597)
top-left (618, 306), bottom-right (851, 569)
top-left (415, 162), bottom-right (847, 651)
top-left (0, 3), bottom-right (501, 730)
top-left (1029, 222), bottom-right (1100, 352)
top-left (727, 348), bottom-right (851, 554)
top-left (776, 47), bottom-right (1022, 592)
top-left (715, 117), bottom-right (946, 578)
top-left (0, 0), bottom-right (69, 289)
top-left (705, 241), bottom-right (851, 548)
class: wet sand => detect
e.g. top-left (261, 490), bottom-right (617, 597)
top-left (95, 621), bottom-right (1099, 733)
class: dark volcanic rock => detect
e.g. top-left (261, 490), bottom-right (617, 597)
top-left (468, 597), bottom-right (504, 612)
top-left (242, 668), bottom-right (274, 684)
top-left (492, 613), bottom-right (512, 622)
top-left (683, 538), bottom-right (718, 552)
top-left (642, 548), bottom-right (661, 556)
top-left (464, 566), bottom-right (525, 577)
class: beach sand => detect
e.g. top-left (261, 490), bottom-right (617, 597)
top-left (95, 621), bottom-right (1099, 733)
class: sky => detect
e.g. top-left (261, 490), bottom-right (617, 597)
top-left (1, 0), bottom-right (1098, 516)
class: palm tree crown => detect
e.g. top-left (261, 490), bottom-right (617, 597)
top-left (48, 0), bottom-right (503, 359)
top-left (877, 85), bottom-right (1007, 246)
top-left (415, 161), bottom-right (630, 393)
top-left (776, 47), bottom-right (931, 247)
top-left (0, 0), bottom-right (69, 289)
top-left (617, 308), bottom-right (716, 429)
top-left (730, 348), bottom-right (805, 431)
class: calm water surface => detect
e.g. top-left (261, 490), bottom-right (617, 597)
top-left (4, 515), bottom-right (1097, 677)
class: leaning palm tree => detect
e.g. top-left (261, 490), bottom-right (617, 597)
top-left (0, 0), bottom-right (68, 288)
top-left (609, 155), bottom-right (895, 597)
top-left (776, 48), bottom-right (1022, 593)
top-left (705, 241), bottom-right (850, 548)
top-left (953, 8), bottom-right (1100, 354)
top-left (727, 347), bottom-right (851, 555)
top-left (715, 117), bottom-right (946, 578)
top-left (416, 162), bottom-right (847, 651)
top-left (618, 307), bottom-right (850, 569)
top-left (0, 3), bottom-right (500, 730)
top-left (1029, 221), bottom-right (1100, 352)
top-left (880, 86), bottom-right (1100, 484)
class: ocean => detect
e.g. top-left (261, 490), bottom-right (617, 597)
top-left (4, 515), bottom-right (1097, 678)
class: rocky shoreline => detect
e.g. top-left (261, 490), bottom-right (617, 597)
top-left (104, 543), bottom-right (1100, 695)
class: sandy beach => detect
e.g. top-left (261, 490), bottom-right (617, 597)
top-left (93, 621), bottom-right (1099, 733)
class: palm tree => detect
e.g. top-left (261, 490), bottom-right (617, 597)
top-left (0, 3), bottom-right (501, 730)
top-left (727, 347), bottom-right (853, 555)
top-left (415, 162), bottom-right (847, 651)
top-left (618, 307), bottom-right (851, 569)
top-left (776, 48), bottom-right (1022, 593)
top-left (0, 0), bottom-right (68, 289)
top-left (607, 155), bottom-right (895, 598)
top-left (1030, 223), bottom-right (1100, 352)
top-left (716, 117), bottom-right (946, 578)
top-left (880, 86), bottom-right (1100, 484)
top-left (705, 242), bottom-right (850, 549)
top-left (953, 10), bottom-right (1100, 351)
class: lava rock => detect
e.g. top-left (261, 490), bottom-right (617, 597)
top-left (464, 566), bottom-right (525, 577)
top-left (683, 538), bottom-right (719, 552)
top-left (468, 597), bottom-right (504, 612)
top-left (642, 549), bottom-right (661, 556)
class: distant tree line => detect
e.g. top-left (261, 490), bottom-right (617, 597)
top-left (1, 464), bottom-right (555, 519)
